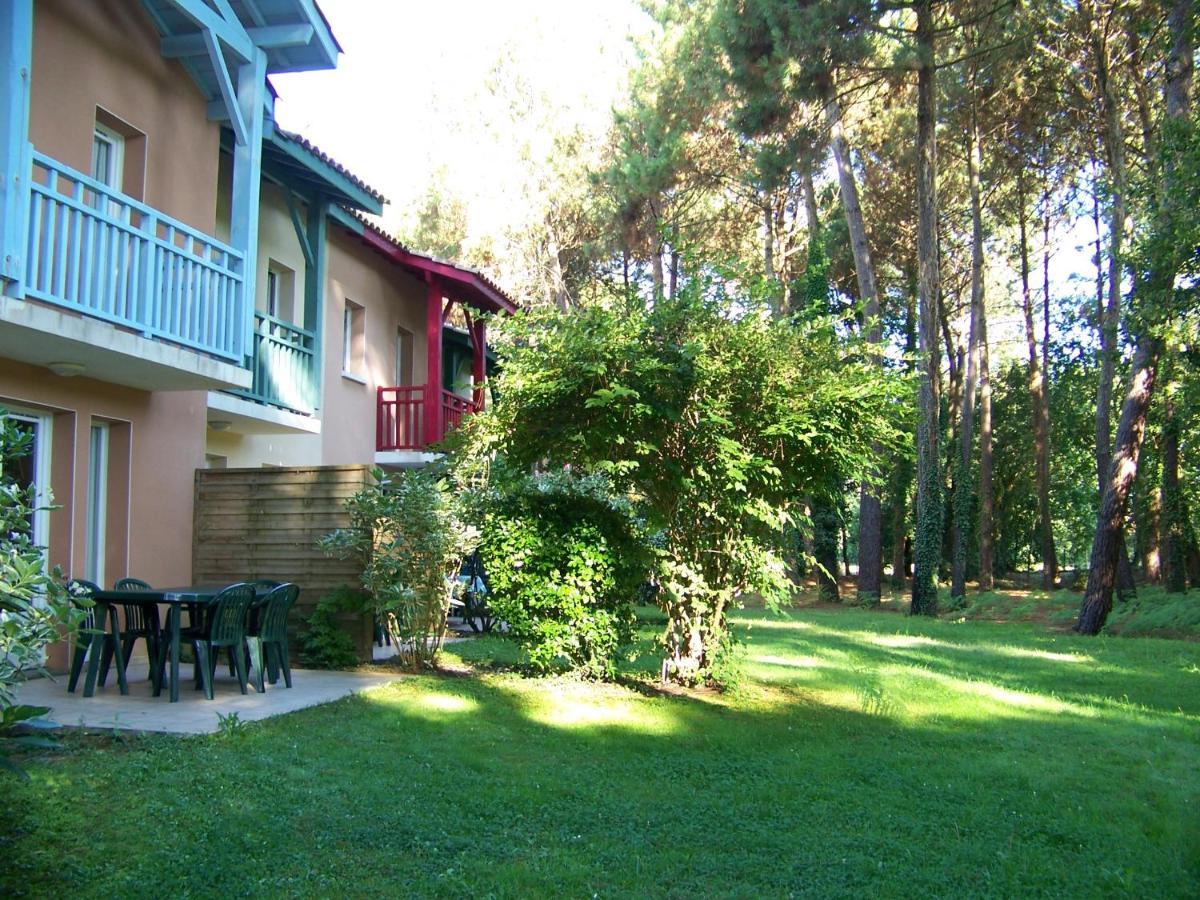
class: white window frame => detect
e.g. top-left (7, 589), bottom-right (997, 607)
top-left (91, 122), bottom-right (124, 193)
top-left (342, 300), bottom-right (366, 382)
top-left (85, 422), bottom-right (109, 588)
top-left (266, 269), bottom-right (279, 319)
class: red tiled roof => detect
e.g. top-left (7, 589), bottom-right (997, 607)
top-left (346, 211), bottom-right (518, 314)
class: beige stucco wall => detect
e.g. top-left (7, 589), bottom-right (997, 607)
top-left (320, 228), bottom-right (428, 464)
top-left (29, 0), bottom-right (221, 235)
top-left (254, 181), bottom-right (309, 324)
top-left (205, 429), bottom-right (321, 469)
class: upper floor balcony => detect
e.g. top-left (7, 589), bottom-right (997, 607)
top-left (28, 152), bottom-right (247, 361)
top-left (0, 151), bottom-right (252, 391)
top-left (232, 311), bottom-right (318, 415)
top-left (377, 384), bottom-right (483, 452)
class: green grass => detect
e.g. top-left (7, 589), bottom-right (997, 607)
top-left (948, 583), bottom-right (1200, 638)
top-left (4, 607), bottom-right (1199, 898)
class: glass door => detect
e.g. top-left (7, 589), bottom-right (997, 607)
top-left (4, 410), bottom-right (51, 550)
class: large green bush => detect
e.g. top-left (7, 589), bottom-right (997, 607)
top-left (477, 470), bottom-right (650, 678)
top-left (456, 286), bottom-right (908, 684)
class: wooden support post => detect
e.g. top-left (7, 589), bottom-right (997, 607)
top-left (304, 195), bottom-right (327, 412)
top-left (0, 0), bottom-right (32, 295)
top-left (471, 317), bottom-right (486, 409)
top-left (424, 277), bottom-right (444, 446)
top-left (229, 47), bottom-right (266, 364)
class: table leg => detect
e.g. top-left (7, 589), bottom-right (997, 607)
top-left (169, 605), bottom-right (181, 703)
top-left (81, 601), bottom-right (109, 697)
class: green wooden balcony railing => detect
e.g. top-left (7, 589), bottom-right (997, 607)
top-left (231, 311), bottom-right (318, 415)
top-left (25, 152), bottom-right (246, 362)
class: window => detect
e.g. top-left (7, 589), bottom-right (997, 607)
top-left (91, 123), bottom-right (124, 192)
top-left (264, 261), bottom-right (296, 322)
top-left (85, 423), bottom-right (109, 587)
top-left (342, 300), bottom-right (365, 380)
top-left (3, 408), bottom-right (52, 555)
top-left (395, 327), bottom-right (414, 386)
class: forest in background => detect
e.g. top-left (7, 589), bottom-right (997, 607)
top-left (400, 0), bottom-right (1198, 634)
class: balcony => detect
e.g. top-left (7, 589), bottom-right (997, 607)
top-left (231, 312), bottom-right (318, 415)
top-left (0, 152), bottom-right (250, 390)
top-left (377, 385), bottom-right (481, 452)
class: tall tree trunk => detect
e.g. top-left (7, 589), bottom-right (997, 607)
top-left (911, 0), bottom-right (941, 616)
top-left (1076, 339), bottom-right (1163, 632)
top-left (890, 271), bottom-right (919, 590)
top-left (813, 498), bottom-right (841, 602)
top-left (651, 247), bottom-right (665, 297)
top-left (764, 204), bottom-right (776, 285)
top-left (823, 83), bottom-right (884, 605)
top-left (951, 104), bottom-right (984, 603)
top-left (802, 165), bottom-right (820, 243)
top-left (1088, 0), bottom-right (1139, 603)
top-left (978, 289), bottom-right (994, 592)
top-left (1077, 0), bottom-right (1192, 632)
top-left (1136, 464), bottom-right (1163, 582)
top-left (1161, 380), bottom-right (1186, 592)
top-left (1019, 178), bottom-right (1058, 589)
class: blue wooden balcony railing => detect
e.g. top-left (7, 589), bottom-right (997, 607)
top-left (25, 152), bottom-right (246, 363)
top-left (231, 311), bottom-right (318, 415)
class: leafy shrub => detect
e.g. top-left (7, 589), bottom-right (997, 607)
top-left (1, 412), bottom-right (86, 776)
top-left (1105, 587), bottom-right (1200, 638)
top-left (298, 587), bottom-right (366, 670)
top-left (320, 467), bottom-right (476, 670)
top-left (476, 469), bottom-right (651, 679)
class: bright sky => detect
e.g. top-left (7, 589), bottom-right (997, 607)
top-left (272, 0), bottom-right (649, 241)
top-left (273, 1), bottom-right (1101, 356)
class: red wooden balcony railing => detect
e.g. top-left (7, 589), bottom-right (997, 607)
top-left (377, 386), bottom-right (481, 451)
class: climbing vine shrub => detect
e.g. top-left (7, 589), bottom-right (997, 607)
top-left (473, 469), bottom-right (650, 679)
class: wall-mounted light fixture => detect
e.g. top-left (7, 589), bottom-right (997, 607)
top-left (47, 361), bottom-right (86, 377)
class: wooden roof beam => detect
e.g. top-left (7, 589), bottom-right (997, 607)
top-left (164, 23), bottom-right (315, 58)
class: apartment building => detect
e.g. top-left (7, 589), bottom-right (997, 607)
top-left (0, 0), bottom-right (514, 666)
top-left (204, 127), bottom-right (513, 470)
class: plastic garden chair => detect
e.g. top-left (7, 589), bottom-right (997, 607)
top-left (223, 581), bottom-right (283, 677)
top-left (66, 579), bottom-right (123, 693)
top-left (191, 583), bottom-right (256, 700)
top-left (245, 583), bottom-right (299, 693)
top-left (98, 578), bottom-right (161, 688)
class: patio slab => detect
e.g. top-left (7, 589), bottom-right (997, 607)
top-left (15, 662), bottom-right (400, 736)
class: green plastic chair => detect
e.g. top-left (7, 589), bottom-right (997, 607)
top-left (220, 581), bottom-right (282, 678)
top-left (99, 578), bottom-right (161, 688)
top-left (66, 579), bottom-right (122, 693)
top-left (246, 583), bottom-right (299, 693)
top-left (191, 583), bottom-right (256, 700)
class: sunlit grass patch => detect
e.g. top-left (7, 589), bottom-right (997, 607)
top-left (4, 605), bottom-right (1198, 898)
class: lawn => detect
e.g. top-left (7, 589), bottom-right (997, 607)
top-left (3, 606), bottom-right (1198, 898)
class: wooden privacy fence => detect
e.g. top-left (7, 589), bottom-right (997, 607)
top-left (193, 465), bottom-right (373, 661)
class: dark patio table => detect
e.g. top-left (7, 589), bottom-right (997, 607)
top-left (87, 586), bottom-right (230, 703)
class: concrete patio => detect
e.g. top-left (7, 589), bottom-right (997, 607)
top-left (15, 662), bottom-right (401, 736)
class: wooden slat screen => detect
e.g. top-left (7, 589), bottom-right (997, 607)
top-left (193, 465), bottom-right (374, 661)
